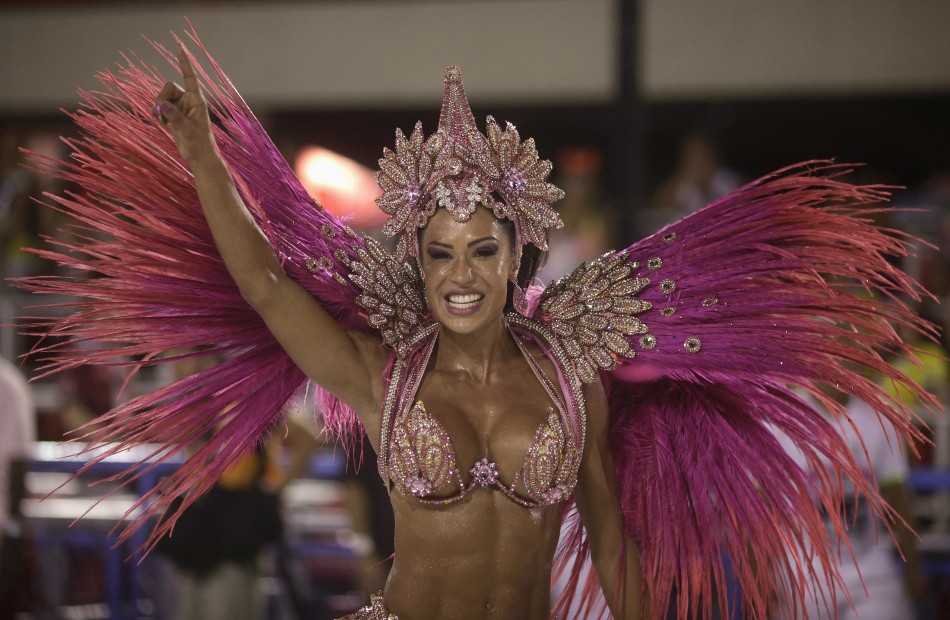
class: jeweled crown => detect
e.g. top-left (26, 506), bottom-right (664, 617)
top-left (375, 66), bottom-right (565, 253)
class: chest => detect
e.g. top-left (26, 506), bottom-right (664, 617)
top-left (414, 371), bottom-right (557, 473)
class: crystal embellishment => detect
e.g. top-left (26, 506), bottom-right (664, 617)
top-left (470, 458), bottom-right (500, 488)
top-left (386, 397), bottom-right (580, 507)
top-left (347, 234), bottom-right (429, 357)
top-left (405, 474), bottom-right (434, 497)
top-left (537, 250), bottom-right (650, 383)
top-left (374, 66), bottom-right (564, 251)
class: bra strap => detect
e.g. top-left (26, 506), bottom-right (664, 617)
top-left (377, 324), bottom-right (439, 484)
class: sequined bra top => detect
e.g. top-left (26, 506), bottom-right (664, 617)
top-left (381, 321), bottom-right (585, 509)
top-left (388, 400), bottom-right (578, 507)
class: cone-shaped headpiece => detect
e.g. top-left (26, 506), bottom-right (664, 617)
top-left (374, 66), bottom-right (564, 252)
top-left (437, 66), bottom-right (488, 154)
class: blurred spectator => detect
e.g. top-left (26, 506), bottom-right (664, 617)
top-left (646, 132), bottom-right (741, 230)
top-left (157, 351), bottom-right (318, 620)
top-left (1, 130), bottom-right (67, 281)
top-left (0, 354), bottom-right (37, 618)
top-left (541, 146), bottom-right (616, 281)
top-left (57, 364), bottom-right (120, 437)
top-left (883, 327), bottom-right (949, 470)
top-left (160, 443), bottom-right (283, 620)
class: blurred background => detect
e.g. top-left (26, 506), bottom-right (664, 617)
top-left (1, 1), bottom-right (948, 619)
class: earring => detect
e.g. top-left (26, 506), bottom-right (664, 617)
top-left (509, 242), bottom-right (529, 315)
top-left (510, 275), bottom-right (529, 316)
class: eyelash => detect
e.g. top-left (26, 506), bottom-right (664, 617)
top-left (427, 246), bottom-right (498, 260)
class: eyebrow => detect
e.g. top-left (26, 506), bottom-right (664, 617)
top-left (427, 236), bottom-right (498, 249)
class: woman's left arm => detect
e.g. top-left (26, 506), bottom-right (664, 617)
top-left (573, 376), bottom-right (643, 619)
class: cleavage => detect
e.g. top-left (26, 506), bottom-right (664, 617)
top-left (416, 384), bottom-right (556, 488)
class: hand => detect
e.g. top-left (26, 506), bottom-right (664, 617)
top-left (154, 45), bottom-right (217, 164)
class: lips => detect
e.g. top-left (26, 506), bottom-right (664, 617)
top-left (445, 292), bottom-right (485, 315)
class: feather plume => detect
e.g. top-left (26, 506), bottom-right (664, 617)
top-left (551, 163), bottom-right (938, 619)
top-left (14, 28), bottom-right (367, 550)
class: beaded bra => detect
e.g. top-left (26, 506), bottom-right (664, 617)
top-left (388, 402), bottom-right (577, 507)
top-left (384, 325), bottom-right (581, 508)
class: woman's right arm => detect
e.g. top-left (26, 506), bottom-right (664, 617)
top-left (156, 46), bottom-right (387, 416)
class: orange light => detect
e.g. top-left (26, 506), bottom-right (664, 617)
top-left (295, 146), bottom-right (385, 228)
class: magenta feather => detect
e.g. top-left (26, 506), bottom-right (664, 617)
top-left (14, 29), bottom-right (367, 550)
top-left (553, 164), bottom-right (938, 619)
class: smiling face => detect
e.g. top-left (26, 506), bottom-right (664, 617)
top-left (419, 207), bottom-right (519, 336)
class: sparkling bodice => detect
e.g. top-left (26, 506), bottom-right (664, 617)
top-left (376, 319), bottom-right (587, 509)
top-left (387, 400), bottom-right (578, 507)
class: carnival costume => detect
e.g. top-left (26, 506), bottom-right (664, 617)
top-left (17, 30), bottom-right (937, 620)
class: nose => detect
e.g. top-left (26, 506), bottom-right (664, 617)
top-left (449, 255), bottom-right (475, 285)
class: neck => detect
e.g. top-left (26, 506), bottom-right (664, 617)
top-left (434, 314), bottom-right (516, 383)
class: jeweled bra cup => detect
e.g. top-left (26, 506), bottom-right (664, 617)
top-left (382, 322), bottom-right (584, 509)
top-left (388, 401), bottom-right (578, 508)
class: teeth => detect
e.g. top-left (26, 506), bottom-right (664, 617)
top-left (448, 294), bottom-right (483, 305)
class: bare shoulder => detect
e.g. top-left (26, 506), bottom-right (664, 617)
top-left (516, 336), bottom-right (560, 383)
top-left (583, 376), bottom-right (609, 429)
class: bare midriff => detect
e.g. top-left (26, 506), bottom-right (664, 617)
top-left (383, 489), bottom-right (564, 619)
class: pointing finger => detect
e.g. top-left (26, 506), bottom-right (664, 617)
top-left (177, 44), bottom-right (201, 94)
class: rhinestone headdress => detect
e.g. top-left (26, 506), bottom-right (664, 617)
top-left (375, 66), bottom-right (565, 254)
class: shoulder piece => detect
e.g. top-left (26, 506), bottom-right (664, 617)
top-left (534, 250), bottom-right (652, 383)
top-left (345, 235), bottom-right (433, 358)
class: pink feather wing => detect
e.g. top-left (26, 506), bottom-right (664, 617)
top-left (551, 163), bottom-right (937, 619)
top-left (14, 29), bottom-right (368, 550)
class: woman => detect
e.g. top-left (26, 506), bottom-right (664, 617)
top-left (20, 32), bottom-right (934, 620)
top-left (152, 47), bottom-right (639, 619)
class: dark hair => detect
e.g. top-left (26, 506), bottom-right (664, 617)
top-left (500, 219), bottom-right (547, 313)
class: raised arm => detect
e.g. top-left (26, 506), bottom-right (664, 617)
top-left (155, 46), bottom-right (387, 419)
top-left (573, 377), bottom-right (644, 619)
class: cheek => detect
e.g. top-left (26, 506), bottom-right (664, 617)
top-left (484, 258), bottom-right (516, 294)
top-left (475, 252), bottom-right (513, 281)
top-left (422, 270), bottom-right (438, 301)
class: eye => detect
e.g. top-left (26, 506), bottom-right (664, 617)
top-left (473, 244), bottom-right (499, 258)
top-left (426, 249), bottom-right (451, 260)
